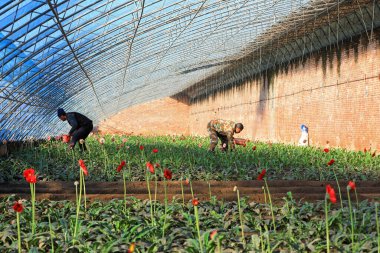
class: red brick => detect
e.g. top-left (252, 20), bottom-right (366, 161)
top-left (189, 41), bottom-right (380, 151)
top-left (99, 98), bottom-right (189, 136)
top-left (100, 40), bottom-right (380, 151)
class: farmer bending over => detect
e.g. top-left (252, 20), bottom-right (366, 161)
top-left (57, 108), bottom-right (93, 151)
top-left (207, 119), bottom-right (244, 152)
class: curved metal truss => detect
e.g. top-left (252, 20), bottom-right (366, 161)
top-left (0, 0), bottom-right (375, 140)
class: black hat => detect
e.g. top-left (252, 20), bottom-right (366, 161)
top-left (57, 108), bottom-right (65, 117)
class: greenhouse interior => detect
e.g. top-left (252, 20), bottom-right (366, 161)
top-left (1, 0), bottom-right (380, 252)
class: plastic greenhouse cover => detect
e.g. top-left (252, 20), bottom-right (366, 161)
top-left (0, 0), bottom-right (345, 140)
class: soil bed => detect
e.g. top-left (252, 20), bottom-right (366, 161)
top-left (2, 180), bottom-right (380, 202)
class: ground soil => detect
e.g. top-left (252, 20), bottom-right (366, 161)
top-left (1, 180), bottom-right (379, 203)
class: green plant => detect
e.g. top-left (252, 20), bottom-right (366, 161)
top-left (347, 181), bottom-right (356, 251)
top-left (234, 186), bottom-right (246, 245)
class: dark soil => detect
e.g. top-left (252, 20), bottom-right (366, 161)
top-left (1, 180), bottom-right (379, 203)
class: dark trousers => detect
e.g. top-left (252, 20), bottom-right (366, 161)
top-left (71, 125), bottom-right (93, 151)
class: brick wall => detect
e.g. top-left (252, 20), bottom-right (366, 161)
top-left (98, 98), bottom-right (189, 136)
top-left (100, 38), bottom-right (380, 151)
top-left (189, 39), bottom-right (380, 150)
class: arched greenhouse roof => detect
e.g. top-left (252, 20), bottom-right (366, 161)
top-left (0, 0), bottom-right (379, 140)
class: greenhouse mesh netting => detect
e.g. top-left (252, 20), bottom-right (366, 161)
top-left (0, 0), bottom-right (379, 139)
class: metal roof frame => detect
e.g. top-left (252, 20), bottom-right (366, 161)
top-left (1, 0), bottom-right (378, 140)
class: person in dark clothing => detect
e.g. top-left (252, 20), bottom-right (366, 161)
top-left (57, 108), bottom-right (93, 151)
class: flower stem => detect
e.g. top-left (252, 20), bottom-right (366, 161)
top-left (74, 169), bottom-right (83, 240)
top-left (123, 171), bottom-right (127, 214)
top-left (48, 211), bottom-right (55, 253)
top-left (82, 174), bottom-right (87, 211)
top-left (217, 238), bottom-right (221, 253)
top-left (325, 194), bottom-right (330, 253)
top-left (375, 202), bottom-right (379, 253)
top-left (180, 177), bottom-right (185, 207)
top-left (146, 173), bottom-right (154, 226)
top-left (103, 147), bottom-right (107, 174)
top-left (347, 188), bottom-right (355, 251)
top-left (190, 180), bottom-right (194, 199)
top-left (264, 179), bottom-right (276, 231)
top-left (75, 183), bottom-right (78, 204)
top-left (30, 183), bottom-right (36, 234)
top-left (236, 188), bottom-right (246, 245)
top-left (259, 212), bottom-right (264, 252)
top-left (162, 179), bottom-right (167, 238)
top-left (17, 212), bottom-right (21, 253)
top-left (264, 223), bottom-right (271, 252)
top-left (262, 186), bottom-right (267, 204)
top-left (154, 173), bottom-right (157, 215)
top-left (194, 205), bottom-right (204, 253)
top-left (332, 169), bottom-right (344, 211)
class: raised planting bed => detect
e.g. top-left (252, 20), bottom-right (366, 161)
top-left (1, 180), bottom-right (380, 202)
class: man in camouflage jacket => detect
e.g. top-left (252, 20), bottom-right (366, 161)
top-left (207, 119), bottom-right (244, 152)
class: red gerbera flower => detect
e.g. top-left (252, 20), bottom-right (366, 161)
top-left (62, 135), bottom-right (70, 143)
top-left (146, 162), bottom-right (154, 174)
top-left (323, 148), bottom-right (329, 153)
top-left (152, 148), bottom-right (158, 153)
top-left (13, 202), bottom-right (23, 213)
top-left (139, 145), bottom-right (144, 151)
top-left (257, 169), bottom-right (266, 180)
top-left (163, 168), bottom-right (172, 180)
top-left (327, 159), bottom-right (335, 166)
top-left (326, 184), bottom-right (337, 203)
top-left (348, 181), bottom-right (356, 190)
top-left (23, 168), bottom-right (35, 179)
top-left (252, 146), bottom-right (256, 151)
top-left (26, 174), bottom-right (37, 184)
top-left (192, 198), bottom-right (199, 206)
top-left (78, 159), bottom-right (88, 176)
top-left (210, 230), bottom-right (217, 240)
top-left (364, 147), bottom-right (367, 153)
top-left (117, 160), bottom-right (126, 172)
top-left (154, 163), bottom-right (160, 168)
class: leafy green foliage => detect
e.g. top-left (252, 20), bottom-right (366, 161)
top-left (1, 135), bottom-right (380, 182)
top-left (0, 194), bottom-right (379, 252)
top-left (0, 135), bottom-right (379, 252)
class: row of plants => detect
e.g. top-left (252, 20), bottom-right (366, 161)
top-left (1, 163), bottom-right (379, 252)
top-left (1, 135), bottom-right (380, 182)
